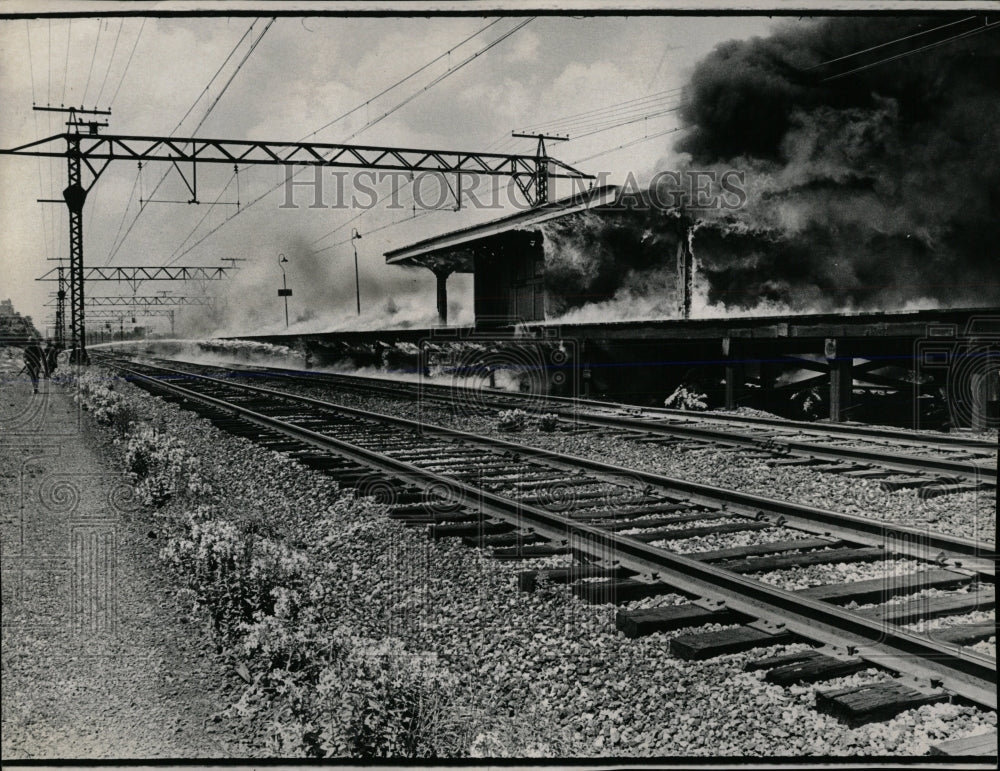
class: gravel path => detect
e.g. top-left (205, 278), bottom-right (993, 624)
top-left (1, 372), bottom-right (258, 759)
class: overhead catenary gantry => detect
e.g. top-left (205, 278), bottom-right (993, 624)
top-left (5, 108), bottom-right (593, 362)
top-left (44, 294), bottom-right (215, 307)
top-left (66, 306), bottom-right (181, 335)
top-left (36, 265), bottom-right (235, 283)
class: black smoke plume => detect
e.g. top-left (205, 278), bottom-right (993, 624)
top-left (545, 16), bottom-right (1000, 318)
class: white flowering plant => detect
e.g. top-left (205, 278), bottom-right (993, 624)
top-left (664, 384), bottom-right (709, 411)
top-left (123, 424), bottom-right (210, 506)
top-left (497, 408), bottom-right (528, 431)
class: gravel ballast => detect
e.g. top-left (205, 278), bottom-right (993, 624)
top-left (261, 378), bottom-right (995, 543)
top-left (49, 362), bottom-right (996, 758)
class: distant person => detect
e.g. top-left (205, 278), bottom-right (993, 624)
top-left (23, 342), bottom-right (45, 394)
top-left (44, 341), bottom-right (61, 377)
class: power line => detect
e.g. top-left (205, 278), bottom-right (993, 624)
top-left (301, 18), bottom-right (505, 142)
top-left (171, 20), bottom-right (258, 134)
top-left (569, 125), bottom-right (681, 165)
top-left (341, 18), bottom-right (535, 143)
top-left (106, 19), bottom-right (275, 265)
top-left (517, 86), bottom-right (684, 134)
top-left (168, 19), bottom-right (535, 264)
top-left (107, 165), bottom-right (143, 261)
top-left (109, 18), bottom-right (146, 109)
top-left (823, 18), bottom-right (1000, 81)
top-left (166, 170), bottom-right (239, 262)
top-left (47, 19), bottom-right (51, 104)
top-left (569, 104), bottom-right (685, 140)
top-left (82, 18), bottom-right (103, 106)
top-left (94, 19), bottom-right (124, 107)
top-left (24, 20), bottom-right (36, 102)
top-left (547, 99), bottom-right (684, 137)
top-left (193, 18), bottom-right (275, 134)
top-left (807, 15), bottom-right (979, 71)
top-left (61, 19), bottom-right (71, 105)
top-left (25, 21), bottom-right (52, 262)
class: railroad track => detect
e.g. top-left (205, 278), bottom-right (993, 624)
top-left (102, 356), bottom-right (997, 724)
top-left (139, 356), bottom-right (997, 490)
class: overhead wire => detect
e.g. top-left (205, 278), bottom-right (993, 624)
top-left (300, 17), bottom-right (505, 142)
top-left (548, 100), bottom-right (684, 137)
top-left (94, 19), bottom-right (124, 107)
top-left (807, 15), bottom-right (979, 70)
top-left (171, 19), bottom-right (259, 134)
top-left (310, 132), bottom-right (512, 256)
top-left (25, 21), bottom-right (52, 262)
top-left (61, 19), bottom-right (71, 105)
top-left (192, 18), bottom-right (275, 134)
top-left (109, 18), bottom-right (146, 109)
top-left (568, 104), bottom-right (685, 140)
top-left (341, 18), bottom-right (534, 143)
top-left (823, 18), bottom-right (1000, 81)
top-left (82, 18), bottom-right (103, 106)
top-left (166, 170), bottom-right (239, 261)
top-left (107, 166), bottom-right (143, 258)
top-left (569, 125), bottom-right (681, 165)
top-left (168, 18), bottom-right (534, 264)
top-left (106, 19), bottom-right (274, 265)
top-left (517, 86), bottom-right (684, 134)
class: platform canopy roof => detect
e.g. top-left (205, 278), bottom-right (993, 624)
top-left (384, 184), bottom-right (620, 272)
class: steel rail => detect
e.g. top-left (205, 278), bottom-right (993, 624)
top-left (122, 358), bottom-right (997, 574)
top-left (233, 365), bottom-right (997, 482)
top-left (113, 360), bottom-right (997, 710)
top-left (212, 360), bottom-right (999, 451)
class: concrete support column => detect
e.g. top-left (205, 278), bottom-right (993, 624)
top-left (826, 338), bottom-right (853, 422)
top-left (433, 268), bottom-right (452, 325)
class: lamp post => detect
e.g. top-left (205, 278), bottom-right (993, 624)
top-left (277, 253), bottom-right (291, 328)
top-left (351, 229), bottom-right (362, 316)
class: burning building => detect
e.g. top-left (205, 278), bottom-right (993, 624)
top-left (384, 185), bottom-right (703, 327)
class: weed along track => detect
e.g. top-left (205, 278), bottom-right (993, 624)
top-left (102, 355), bottom-right (998, 732)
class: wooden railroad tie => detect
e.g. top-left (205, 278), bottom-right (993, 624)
top-left (930, 729), bottom-right (998, 757)
top-left (856, 586), bottom-right (995, 625)
top-left (572, 579), bottom-right (677, 604)
top-left (797, 569), bottom-right (973, 605)
top-left (616, 605), bottom-right (745, 638)
top-left (431, 520), bottom-right (514, 540)
top-left (750, 650), bottom-right (870, 686)
top-left (519, 565), bottom-right (633, 592)
top-left (718, 546), bottom-right (886, 574)
top-left (671, 625), bottom-right (795, 660)
top-left (491, 544), bottom-right (570, 560)
top-left (815, 681), bottom-right (947, 723)
top-left (629, 521), bottom-right (771, 543)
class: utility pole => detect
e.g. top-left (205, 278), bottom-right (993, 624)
top-left (55, 264), bottom-right (66, 348)
top-left (7, 118), bottom-right (592, 362)
top-left (511, 132), bottom-right (569, 205)
top-left (351, 229), bottom-right (362, 316)
top-left (277, 254), bottom-right (291, 328)
top-left (34, 106), bottom-right (112, 363)
top-left (676, 208), bottom-right (694, 320)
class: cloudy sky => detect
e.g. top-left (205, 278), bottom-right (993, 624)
top-left (0, 13), bottom-right (782, 336)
